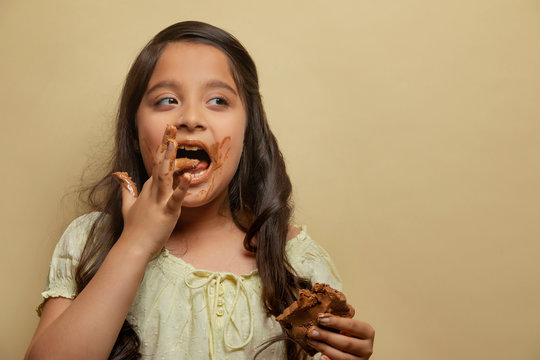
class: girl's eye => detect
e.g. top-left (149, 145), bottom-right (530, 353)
top-left (156, 97), bottom-right (178, 105)
top-left (208, 97), bottom-right (229, 106)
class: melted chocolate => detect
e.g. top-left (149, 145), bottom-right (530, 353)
top-left (112, 172), bottom-right (139, 197)
top-left (199, 136), bottom-right (231, 200)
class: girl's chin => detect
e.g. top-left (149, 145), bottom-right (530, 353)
top-left (180, 188), bottom-right (224, 208)
top-left (181, 195), bottom-right (209, 208)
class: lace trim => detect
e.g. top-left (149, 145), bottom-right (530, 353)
top-left (36, 284), bottom-right (77, 316)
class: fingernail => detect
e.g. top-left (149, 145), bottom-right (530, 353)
top-left (307, 339), bottom-right (320, 347)
top-left (308, 328), bottom-right (319, 337)
top-left (318, 314), bottom-right (330, 324)
top-left (161, 125), bottom-right (177, 151)
top-left (322, 356), bottom-right (331, 360)
top-left (183, 173), bottom-right (192, 181)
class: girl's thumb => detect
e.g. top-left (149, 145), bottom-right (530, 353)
top-left (112, 172), bottom-right (138, 214)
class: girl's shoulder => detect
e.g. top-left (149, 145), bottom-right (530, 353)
top-left (53, 212), bottom-right (102, 254)
top-left (63, 211), bottom-right (102, 237)
top-left (285, 225), bottom-right (329, 261)
top-left (285, 225), bottom-right (321, 257)
top-left (287, 225), bottom-right (302, 240)
top-left (67, 211), bottom-right (102, 229)
top-left (285, 225), bottom-right (344, 290)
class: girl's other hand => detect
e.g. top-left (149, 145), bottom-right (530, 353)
top-left (118, 125), bottom-right (191, 260)
top-left (307, 313), bottom-right (374, 360)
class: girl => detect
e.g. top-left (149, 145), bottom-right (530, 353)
top-left (25, 21), bottom-right (374, 360)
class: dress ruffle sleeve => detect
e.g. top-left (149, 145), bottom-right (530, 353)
top-left (286, 226), bottom-right (344, 291)
top-left (37, 213), bottom-right (98, 315)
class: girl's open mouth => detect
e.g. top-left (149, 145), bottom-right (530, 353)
top-left (176, 145), bottom-right (212, 182)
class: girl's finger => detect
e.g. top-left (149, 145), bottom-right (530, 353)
top-left (159, 124), bottom-right (177, 152)
top-left (318, 315), bottom-right (375, 340)
top-left (112, 172), bottom-right (138, 217)
top-left (166, 173), bottom-right (191, 214)
top-left (153, 124), bottom-right (176, 171)
top-left (308, 336), bottom-right (364, 360)
top-left (153, 126), bottom-right (177, 200)
top-left (171, 158), bottom-right (199, 189)
top-left (174, 158), bottom-right (199, 173)
top-left (161, 138), bottom-right (178, 176)
top-left (308, 326), bottom-right (370, 359)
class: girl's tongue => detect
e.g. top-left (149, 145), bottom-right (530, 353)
top-left (185, 160), bottom-right (209, 174)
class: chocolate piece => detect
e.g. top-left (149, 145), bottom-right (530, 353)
top-left (276, 283), bottom-right (355, 356)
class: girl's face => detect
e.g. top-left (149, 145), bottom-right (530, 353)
top-left (136, 42), bottom-right (246, 207)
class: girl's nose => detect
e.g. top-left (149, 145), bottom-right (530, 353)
top-left (176, 102), bottom-right (207, 131)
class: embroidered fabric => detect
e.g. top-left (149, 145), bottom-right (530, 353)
top-left (185, 270), bottom-right (254, 359)
top-left (39, 213), bottom-right (343, 359)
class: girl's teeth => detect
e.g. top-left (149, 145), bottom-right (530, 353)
top-left (179, 145), bottom-right (200, 151)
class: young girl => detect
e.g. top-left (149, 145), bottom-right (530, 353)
top-left (25, 21), bottom-right (374, 360)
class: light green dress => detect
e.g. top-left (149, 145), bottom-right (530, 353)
top-left (41, 213), bottom-right (343, 359)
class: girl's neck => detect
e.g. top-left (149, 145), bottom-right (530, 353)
top-left (174, 192), bottom-right (236, 236)
top-left (166, 192), bottom-right (256, 274)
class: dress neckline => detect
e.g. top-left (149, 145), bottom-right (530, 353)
top-left (156, 225), bottom-right (307, 278)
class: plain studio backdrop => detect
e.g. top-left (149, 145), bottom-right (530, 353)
top-left (1, 1), bottom-right (539, 359)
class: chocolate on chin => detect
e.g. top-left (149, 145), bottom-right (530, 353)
top-left (276, 283), bottom-right (355, 356)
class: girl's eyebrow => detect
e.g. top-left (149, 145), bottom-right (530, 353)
top-left (203, 80), bottom-right (238, 96)
top-left (146, 80), bottom-right (180, 95)
top-left (146, 79), bottom-right (238, 97)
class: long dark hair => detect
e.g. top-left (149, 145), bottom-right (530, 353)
top-left (75, 21), bottom-right (309, 359)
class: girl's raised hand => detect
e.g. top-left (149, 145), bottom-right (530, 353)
top-left (115, 125), bottom-right (194, 260)
top-left (307, 314), bottom-right (374, 360)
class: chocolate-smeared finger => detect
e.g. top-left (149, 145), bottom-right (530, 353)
top-left (175, 158), bottom-right (200, 173)
top-left (166, 138), bottom-right (178, 172)
top-left (159, 124), bottom-right (177, 153)
top-left (112, 172), bottom-right (139, 197)
top-left (172, 158), bottom-right (199, 189)
top-left (168, 172), bottom-right (192, 211)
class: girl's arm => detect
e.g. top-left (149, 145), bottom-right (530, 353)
top-left (25, 236), bottom-right (152, 360)
top-left (25, 127), bottom-right (190, 360)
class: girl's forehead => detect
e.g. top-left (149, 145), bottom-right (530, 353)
top-left (151, 42), bottom-right (235, 82)
top-left (145, 41), bottom-right (245, 104)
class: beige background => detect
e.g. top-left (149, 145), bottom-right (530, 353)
top-left (1, 1), bottom-right (539, 359)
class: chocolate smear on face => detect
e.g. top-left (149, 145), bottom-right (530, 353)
top-left (208, 136), bottom-right (231, 171)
